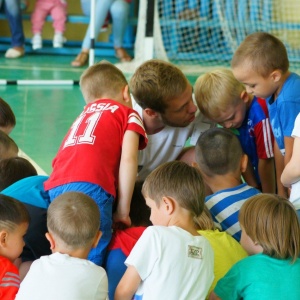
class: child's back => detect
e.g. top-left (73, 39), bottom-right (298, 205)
top-left (211, 194), bottom-right (300, 300)
top-left (195, 127), bottom-right (260, 241)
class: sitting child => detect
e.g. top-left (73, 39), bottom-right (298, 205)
top-left (16, 191), bottom-right (108, 300)
top-left (210, 194), bottom-right (300, 299)
top-left (115, 161), bottom-right (214, 300)
top-left (194, 68), bottom-right (275, 193)
top-left (0, 195), bottom-right (30, 300)
top-left (197, 206), bottom-right (247, 297)
top-left (195, 127), bottom-right (260, 241)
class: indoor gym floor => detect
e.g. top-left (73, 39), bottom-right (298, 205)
top-left (0, 53), bottom-right (199, 175)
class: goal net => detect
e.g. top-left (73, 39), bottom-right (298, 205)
top-left (117, 0), bottom-right (300, 75)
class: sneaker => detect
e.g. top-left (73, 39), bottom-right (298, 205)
top-left (53, 33), bottom-right (66, 48)
top-left (5, 47), bottom-right (25, 58)
top-left (32, 34), bottom-right (42, 50)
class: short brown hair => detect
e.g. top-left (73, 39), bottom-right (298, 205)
top-left (142, 161), bottom-right (205, 229)
top-left (194, 69), bottom-right (245, 120)
top-left (0, 131), bottom-right (18, 160)
top-left (239, 194), bottom-right (300, 262)
top-left (0, 157), bottom-right (37, 191)
top-left (80, 60), bottom-right (128, 103)
top-left (195, 127), bottom-right (243, 177)
top-left (0, 98), bottom-right (16, 130)
top-left (231, 32), bottom-right (289, 77)
top-left (0, 195), bottom-right (30, 232)
top-left (47, 192), bottom-right (100, 250)
top-left (129, 59), bottom-right (189, 113)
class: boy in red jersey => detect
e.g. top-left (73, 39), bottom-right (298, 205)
top-left (44, 61), bottom-right (148, 266)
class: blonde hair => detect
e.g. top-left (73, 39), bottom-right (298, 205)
top-left (239, 194), bottom-right (300, 262)
top-left (80, 60), bottom-right (128, 103)
top-left (129, 59), bottom-right (189, 113)
top-left (194, 68), bottom-right (245, 120)
top-left (142, 161), bottom-right (205, 229)
top-left (231, 32), bottom-right (289, 77)
top-left (197, 206), bottom-right (216, 230)
top-left (47, 192), bottom-right (100, 250)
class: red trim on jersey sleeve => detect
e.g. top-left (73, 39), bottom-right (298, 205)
top-left (254, 118), bottom-right (274, 159)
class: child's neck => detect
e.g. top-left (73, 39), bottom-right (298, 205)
top-left (205, 174), bottom-right (243, 194)
top-left (52, 247), bottom-right (90, 260)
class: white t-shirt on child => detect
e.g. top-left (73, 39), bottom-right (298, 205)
top-left (125, 226), bottom-right (214, 300)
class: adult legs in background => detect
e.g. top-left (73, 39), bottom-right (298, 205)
top-left (2, 0), bottom-right (25, 58)
top-left (71, 0), bottom-right (113, 67)
top-left (110, 0), bottom-right (131, 61)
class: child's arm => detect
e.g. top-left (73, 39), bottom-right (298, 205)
top-left (281, 136), bottom-right (300, 186)
top-left (115, 265), bottom-right (141, 300)
top-left (284, 136), bottom-right (294, 166)
top-left (114, 130), bottom-right (140, 227)
top-left (274, 141), bottom-right (288, 197)
top-left (258, 158), bottom-right (276, 193)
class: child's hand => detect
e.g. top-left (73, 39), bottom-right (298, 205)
top-left (113, 212), bottom-right (131, 230)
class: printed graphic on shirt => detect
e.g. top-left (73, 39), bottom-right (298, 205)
top-left (188, 245), bottom-right (203, 259)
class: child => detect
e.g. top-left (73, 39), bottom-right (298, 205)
top-left (197, 206), bottom-right (247, 297)
top-left (0, 97), bottom-right (16, 134)
top-left (210, 194), bottom-right (300, 299)
top-left (0, 195), bottom-right (30, 300)
top-left (231, 32), bottom-right (300, 197)
top-left (16, 191), bottom-right (108, 300)
top-left (194, 68), bottom-right (275, 193)
top-left (195, 127), bottom-right (260, 241)
top-left (104, 181), bottom-right (152, 300)
top-left (281, 112), bottom-right (300, 216)
top-left (0, 130), bottom-right (18, 160)
top-left (31, 0), bottom-right (67, 49)
top-left (44, 61), bottom-right (148, 266)
top-left (115, 161), bottom-right (214, 300)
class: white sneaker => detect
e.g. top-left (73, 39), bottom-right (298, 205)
top-left (53, 33), bottom-right (66, 48)
top-left (32, 34), bottom-right (42, 50)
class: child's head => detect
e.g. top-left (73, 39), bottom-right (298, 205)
top-left (47, 192), bottom-right (101, 252)
top-left (80, 60), bottom-right (129, 104)
top-left (0, 195), bottom-right (30, 262)
top-left (0, 98), bottom-right (16, 134)
top-left (194, 69), bottom-right (249, 129)
top-left (0, 131), bottom-right (18, 160)
top-left (195, 127), bottom-right (246, 178)
top-left (239, 194), bottom-right (300, 262)
top-left (142, 161), bottom-right (205, 228)
top-left (0, 157), bottom-right (37, 191)
top-left (231, 32), bottom-right (289, 99)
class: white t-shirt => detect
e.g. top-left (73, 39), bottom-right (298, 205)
top-left (133, 99), bottom-right (214, 180)
top-left (290, 113), bottom-right (300, 208)
top-left (125, 226), bottom-right (214, 300)
top-left (16, 252), bottom-right (108, 300)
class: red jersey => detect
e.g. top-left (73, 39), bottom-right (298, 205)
top-left (0, 256), bottom-right (20, 300)
top-left (44, 99), bottom-right (147, 196)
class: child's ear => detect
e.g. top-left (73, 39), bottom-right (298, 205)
top-left (162, 196), bottom-right (175, 215)
top-left (45, 232), bottom-right (55, 250)
top-left (270, 69), bottom-right (282, 83)
top-left (91, 231), bottom-right (102, 249)
top-left (240, 154), bottom-right (248, 173)
top-left (122, 85), bottom-right (131, 103)
top-left (240, 90), bottom-right (250, 103)
top-left (0, 230), bottom-right (8, 247)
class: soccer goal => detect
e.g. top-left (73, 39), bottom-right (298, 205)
top-left (117, 0), bottom-right (300, 75)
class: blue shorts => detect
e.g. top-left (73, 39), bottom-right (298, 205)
top-left (49, 182), bottom-right (114, 266)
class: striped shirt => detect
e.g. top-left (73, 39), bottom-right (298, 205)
top-left (205, 183), bottom-right (260, 241)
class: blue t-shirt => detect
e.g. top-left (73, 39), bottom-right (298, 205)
top-left (267, 72), bottom-right (300, 154)
top-left (215, 253), bottom-right (300, 300)
top-left (205, 183), bottom-right (260, 241)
